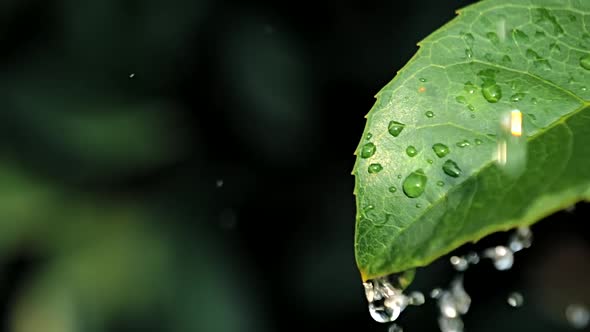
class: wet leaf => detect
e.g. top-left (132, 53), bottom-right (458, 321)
top-left (353, 0), bottom-right (590, 281)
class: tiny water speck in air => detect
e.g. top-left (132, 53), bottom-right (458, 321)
top-left (129, 73), bottom-right (135, 78)
top-left (216, 179), bottom-right (224, 188)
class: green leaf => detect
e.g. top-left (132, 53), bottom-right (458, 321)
top-left (353, 0), bottom-right (590, 282)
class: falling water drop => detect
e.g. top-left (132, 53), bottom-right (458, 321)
top-left (483, 246), bottom-right (514, 270)
top-left (388, 324), bottom-right (404, 332)
top-left (507, 292), bottom-right (524, 308)
top-left (363, 273), bottom-right (423, 323)
top-left (496, 109), bottom-right (526, 178)
top-left (565, 304), bottom-right (590, 329)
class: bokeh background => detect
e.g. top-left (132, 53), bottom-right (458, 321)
top-left (0, 0), bottom-right (588, 331)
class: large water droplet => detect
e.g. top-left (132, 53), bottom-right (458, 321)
top-left (481, 81), bottom-right (502, 103)
top-left (565, 304), bottom-right (590, 329)
top-left (483, 246), bottom-right (514, 270)
top-left (508, 226), bottom-right (533, 252)
top-left (402, 169), bottom-right (428, 198)
top-left (513, 29), bottom-right (529, 43)
top-left (433, 143), bottom-right (450, 158)
top-left (436, 276), bottom-right (470, 332)
top-left (442, 160), bottom-right (462, 178)
top-left (580, 54), bottom-right (590, 70)
top-left (507, 292), bottom-right (524, 308)
top-left (360, 143), bottom-right (376, 158)
top-left (425, 111), bottom-right (434, 118)
top-left (388, 121), bottom-right (405, 137)
top-left (510, 93), bottom-right (525, 102)
top-left (406, 146), bottom-right (418, 157)
top-left (368, 163), bottom-right (383, 174)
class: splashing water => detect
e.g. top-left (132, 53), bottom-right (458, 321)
top-left (483, 246), bottom-right (514, 270)
top-left (363, 227), bottom-right (534, 329)
top-left (436, 276), bottom-right (471, 332)
top-left (508, 227), bottom-right (533, 252)
top-left (363, 274), bottom-right (424, 323)
top-left (388, 323), bottom-right (404, 332)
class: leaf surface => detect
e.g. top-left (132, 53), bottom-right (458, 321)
top-left (353, 0), bottom-right (590, 282)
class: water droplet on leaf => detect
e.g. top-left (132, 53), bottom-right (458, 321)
top-left (436, 180), bottom-right (445, 187)
top-left (474, 138), bottom-right (483, 145)
top-left (360, 143), bottom-right (376, 158)
top-left (432, 143), bottom-right (450, 158)
top-left (419, 77), bottom-right (427, 82)
top-left (464, 81), bottom-right (476, 94)
top-left (486, 32), bottom-right (499, 45)
top-left (443, 160), bottom-right (462, 178)
top-left (580, 54), bottom-right (590, 70)
top-left (510, 93), bottom-right (525, 102)
top-left (455, 140), bottom-right (470, 148)
top-left (402, 169), bottom-right (428, 198)
top-left (482, 81), bottom-right (502, 103)
top-left (366, 133), bottom-right (373, 140)
top-left (513, 29), bottom-right (529, 43)
top-left (455, 96), bottom-right (467, 104)
top-left (388, 121), bottom-right (405, 137)
top-left (368, 163), bottom-right (383, 174)
top-left (406, 146), bottom-right (418, 157)
top-left (389, 186), bottom-right (397, 193)
top-left (425, 111), bottom-right (434, 118)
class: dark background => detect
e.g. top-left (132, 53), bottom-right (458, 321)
top-left (0, 0), bottom-right (588, 331)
